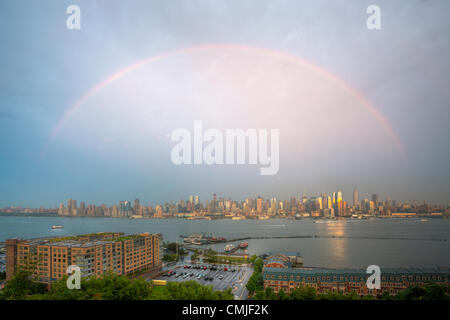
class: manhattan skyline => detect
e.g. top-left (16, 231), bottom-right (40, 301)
top-left (1, 1), bottom-right (450, 207)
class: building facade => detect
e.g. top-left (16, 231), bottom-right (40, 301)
top-left (262, 252), bottom-right (450, 297)
top-left (6, 232), bottom-right (161, 285)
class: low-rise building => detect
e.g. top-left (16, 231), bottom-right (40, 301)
top-left (262, 253), bottom-right (450, 297)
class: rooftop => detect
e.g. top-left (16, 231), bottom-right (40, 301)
top-left (263, 266), bottom-right (450, 277)
top-left (13, 232), bottom-right (152, 247)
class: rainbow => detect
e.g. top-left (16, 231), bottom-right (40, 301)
top-left (50, 44), bottom-right (404, 153)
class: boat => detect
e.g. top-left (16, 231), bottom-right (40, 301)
top-left (51, 225), bottom-right (64, 229)
top-left (313, 219), bottom-right (340, 224)
top-left (224, 244), bottom-right (235, 252)
top-left (187, 216), bottom-right (211, 220)
top-left (239, 242), bottom-right (248, 249)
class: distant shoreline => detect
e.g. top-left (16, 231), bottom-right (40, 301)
top-left (0, 212), bottom-right (447, 220)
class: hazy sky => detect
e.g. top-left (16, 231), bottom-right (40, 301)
top-left (1, 0), bottom-right (449, 207)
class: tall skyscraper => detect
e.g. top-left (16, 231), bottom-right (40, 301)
top-left (372, 194), bottom-right (379, 206)
top-left (58, 203), bottom-right (64, 215)
top-left (119, 201), bottom-right (132, 216)
top-left (133, 199), bottom-right (140, 214)
top-left (353, 188), bottom-right (359, 207)
top-left (257, 196), bottom-right (263, 215)
top-left (212, 194), bottom-right (217, 213)
top-left (80, 201), bottom-right (86, 216)
top-left (302, 192), bottom-right (308, 204)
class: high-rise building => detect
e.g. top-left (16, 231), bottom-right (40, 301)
top-left (212, 194), bottom-right (217, 213)
top-left (79, 201), bottom-right (86, 216)
top-left (119, 201), bottom-right (132, 217)
top-left (372, 194), bottom-right (379, 206)
top-left (67, 198), bottom-right (72, 214)
top-left (353, 188), bottom-right (359, 207)
top-left (133, 199), bottom-right (140, 214)
top-left (257, 197), bottom-right (263, 215)
top-left (58, 203), bottom-right (64, 216)
top-left (154, 205), bottom-right (163, 218)
top-left (302, 192), bottom-right (308, 204)
top-left (324, 196), bottom-right (330, 209)
top-left (333, 190), bottom-right (343, 216)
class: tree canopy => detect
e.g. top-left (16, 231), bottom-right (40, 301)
top-left (0, 271), bottom-right (233, 300)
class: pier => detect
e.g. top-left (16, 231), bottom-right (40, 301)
top-left (180, 234), bottom-right (447, 244)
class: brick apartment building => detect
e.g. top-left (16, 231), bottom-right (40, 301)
top-left (262, 252), bottom-right (450, 297)
top-left (5, 232), bottom-right (161, 284)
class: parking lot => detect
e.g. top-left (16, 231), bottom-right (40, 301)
top-left (155, 263), bottom-right (253, 300)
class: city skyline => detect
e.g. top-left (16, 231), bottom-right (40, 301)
top-left (2, 188), bottom-right (448, 214)
top-left (1, 1), bottom-right (450, 207)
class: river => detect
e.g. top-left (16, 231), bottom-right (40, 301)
top-left (0, 216), bottom-right (449, 268)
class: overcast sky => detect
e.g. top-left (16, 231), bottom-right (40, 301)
top-left (0, 0), bottom-right (449, 207)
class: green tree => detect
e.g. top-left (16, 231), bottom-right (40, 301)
top-left (166, 242), bottom-right (186, 255)
top-left (423, 283), bottom-right (448, 300)
top-left (265, 287), bottom-right (277, 300)
top-left (246, 257), bottom-right (264, 295)
top-left (277, 288), bottom-right (290, 300)
top-left (254, 290), bottom-right (266, 300)
top-left (162, 281), bottom-right (233, 300)
top-left (290, 285), bottom-right (317, 300)
top-left (380, 291), bottom-right (394, 300)
top-left (191, 249), bottom-right (200, 261)
top-left (0, 269), bottom-right (46, 300)
top-left (396, 283), bottom-right (449, 300)
top-left (396, 285), bottom-right (427, 300)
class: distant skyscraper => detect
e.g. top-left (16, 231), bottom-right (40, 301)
top-left (353, 188), bottom-right (359, 207)
top-left (257, 196), bottom-right (263, 215)
top-left (333, 191), bottom-right (342, 216)
top-left (58, 203), bottom-right (64, 216)
top-left (212, 194), bottom-right (217, 213)
top-left (119, 201), bottom-right (132, 217)
top-left (154, 205), bottom-right (163, 218)
top-left (302, 192), bottom-right (308, 204)
top-left (372, 194), bottom-right (379, 206)
top-left (67, 199), bottom-right (77, 216)
top-left (133, 199), bottom-right (140, 214)
top-left (80, 201), bottom-right (86, 216)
